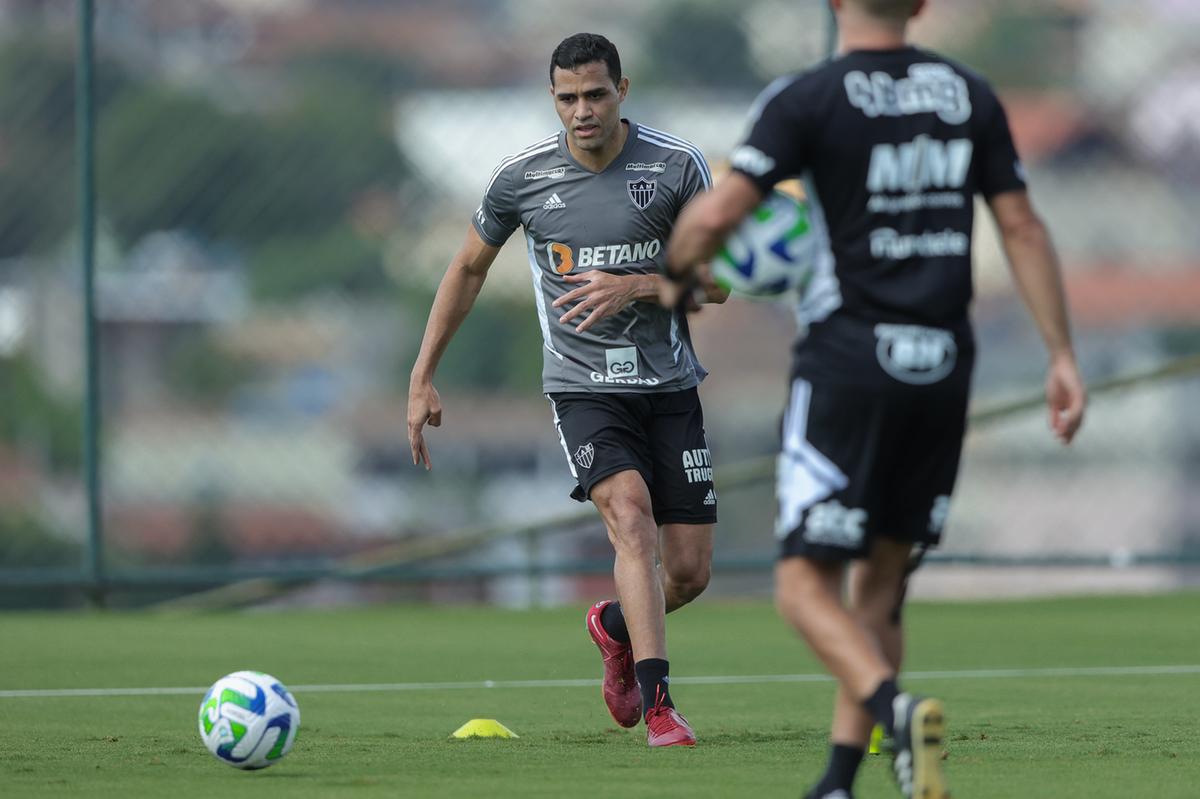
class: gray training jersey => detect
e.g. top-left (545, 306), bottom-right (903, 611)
top-left (472, 120), bottom-right (712, 394)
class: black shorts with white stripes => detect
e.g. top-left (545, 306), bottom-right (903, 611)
top-left (775, 377), bottom-right (969, 561)
top-left (547, 387), bottom-right (717, 526)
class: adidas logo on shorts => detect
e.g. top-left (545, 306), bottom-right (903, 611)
top-left (542, 193), bottom-right (566, 210)
top-left (703, 489), bottom-right (717, 506)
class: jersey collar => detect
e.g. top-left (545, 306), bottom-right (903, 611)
top-left (558, 119), bottom-right (638, 175)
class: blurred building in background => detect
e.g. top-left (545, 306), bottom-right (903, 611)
top-left (0, 0), bottom-right (1197, 607)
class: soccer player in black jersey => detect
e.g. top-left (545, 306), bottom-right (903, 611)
top-left (667, 1), bottom-right (1086, 797)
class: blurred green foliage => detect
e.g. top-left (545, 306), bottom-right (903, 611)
top-left (395, 287), bottom-right (544, 393)
top-left (639, 2), bottom-right (761, 89)
top-left (0, 37), bottom-right (405, 301)
top-left (249, 226), bottom-right (387, 300)
top-left (943, 7), bottom-right (1083, 90)
top-left (0, 40), bottom-right (126, 257)
top-left (164, 335), bottom-right (255, 407)
top-left (0, 510), bottom-right (80, 569)
top-left (0, 355), bottom-right (81, 474)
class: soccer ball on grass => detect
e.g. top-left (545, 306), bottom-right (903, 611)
top-left (198, 670), bottom-right (300, 769)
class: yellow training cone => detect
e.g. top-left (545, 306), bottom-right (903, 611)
top-left (868, 723), bottom-right (884, 755)
top-left (451, 719), bottom-right (519, 739)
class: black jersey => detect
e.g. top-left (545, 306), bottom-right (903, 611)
top-left (731, 46), bottom-right (1026, 388)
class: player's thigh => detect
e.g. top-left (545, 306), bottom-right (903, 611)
top-left (547, 392), bottom-right (655, 504)
top-left (645, 388), bottom-right (717, 527)
top-left (776, 378), bottom-right (889, 562)
top-left (775, 555), bottom-right (844, 610)
top-left (659, 523), bottom-right (713, 583)
top-left (848, 537), bottom-right (913, 618)
top-left (878, 384), bottom-right (970, 548)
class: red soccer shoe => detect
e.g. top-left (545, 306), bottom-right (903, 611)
top-left (645, 689), bottom-right (696, 748)
top-left (585, 600), bottom-right (641, 728)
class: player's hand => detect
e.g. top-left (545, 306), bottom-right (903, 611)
top-left (656, 277), bottom-right (685, 309)
top-left (1045, 352), bottom-right (1086, 445)
top-left (407, 380), bottom-right (442, 470)
top-left (552, 271), bottom-right (641, 333)
top-left (666, 264), bottom-right (725, 312)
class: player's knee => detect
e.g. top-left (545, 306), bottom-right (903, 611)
top-left (774, 568), bottom-right (807, 617)
top-left (668, 561), bottom-right (710, 602)
top-left (601, 497), bottom-right (656, 555)
top-left (774, 558), bottom-right (837, 617)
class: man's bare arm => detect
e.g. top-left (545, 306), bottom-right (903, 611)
top-left (551, 185), bottom-right (737, 333)
top-left (407, 226), bottom-right (503, 469)
top-left (666, 171), bottom-right (763, 280)
top-left (552, 269), bottom-right (727, 333)
top-left (988, 189), bottom-right (1087, 444)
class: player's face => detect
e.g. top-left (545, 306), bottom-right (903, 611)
top-left (551, 62), bottom-right (628, 153)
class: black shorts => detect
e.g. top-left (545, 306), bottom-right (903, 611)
top-left (547, 387), bottom-right (717, 526)
top-left (776, 377), bottom-right (968, 561)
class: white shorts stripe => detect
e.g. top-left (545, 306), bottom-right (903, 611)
top-left (547, 397), bottom-right (577, 479)
top-left (776, 378), bottom-right (848, 538)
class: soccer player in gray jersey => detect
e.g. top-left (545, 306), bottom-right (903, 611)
top-left (667, 1), bottom-right (1086, 796)
top-left (407, 33), bottom-right (726, 747)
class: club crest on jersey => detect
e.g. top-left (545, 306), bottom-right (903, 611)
top-left (574, 443), bottom-right (595, 470)
top-left (627, 177), bottom-right (657, 210)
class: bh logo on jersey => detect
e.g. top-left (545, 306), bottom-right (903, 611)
top-left (874, 324), bottom-right (957, 385)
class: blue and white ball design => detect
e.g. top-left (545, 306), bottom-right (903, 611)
top-left (713, 190), bottom-right (816, 299)
top-left (198, 671), bottom-right (300, 769)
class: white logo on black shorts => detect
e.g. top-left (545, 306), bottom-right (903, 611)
top-left (574, 443), bottom-right (594, 469)
top-left (803, 500), bottom-right (867, 549)
top-left (682, 448), bottom-right (713, 484)
top-left (874, 324), bottom-right (957, 385)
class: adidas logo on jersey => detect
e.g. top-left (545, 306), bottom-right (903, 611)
top-left (703, 489), bottom-right (717, 506)
top-left (542, 193), bottom-right (566, 210)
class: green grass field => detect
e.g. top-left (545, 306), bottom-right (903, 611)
top-left (1, 593), bottom-right (1198, 798)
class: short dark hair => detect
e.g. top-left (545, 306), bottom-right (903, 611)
top-left (550, 33), bottom-right (622, 86)
top-left (851, 0), bottom-right (921, 22)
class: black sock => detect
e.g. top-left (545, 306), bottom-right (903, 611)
top-left (809, 744), bottom-right (865, 797)
top-left (599, 601), bottom-right (630, 644)
top-left (863, 678), bottom-right (900, 736)
top-left (635, 658), bottom-right (673, 716)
